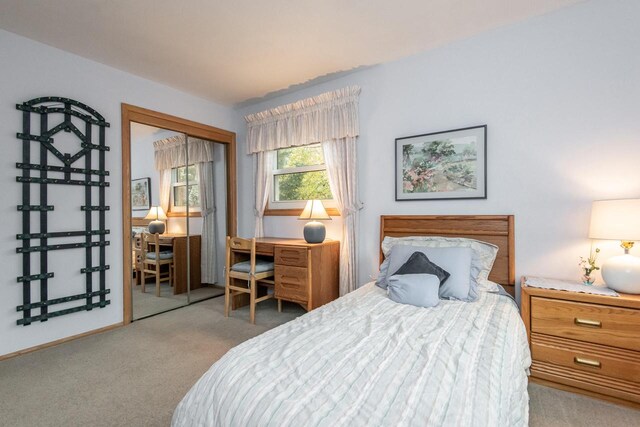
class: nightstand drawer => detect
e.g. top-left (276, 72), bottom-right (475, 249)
top-left (531, 334), bottom-right (640, 382)
top-left (275, 265), bottom-right (308, 302)
top-left (531, 297), bottom-right (640, 351)
top-left (275, 247), bottom-right (308, 267)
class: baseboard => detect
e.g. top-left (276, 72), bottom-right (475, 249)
top-left (0, 322), bottom-right (124, 361)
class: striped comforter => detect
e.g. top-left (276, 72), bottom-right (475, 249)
top-left (172, 282), bottom-right (531, 427)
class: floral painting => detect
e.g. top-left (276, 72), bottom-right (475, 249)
top-left (395, 126), bottom-right (486, 200)
top-left (131, 178), bottom-right (151, 211)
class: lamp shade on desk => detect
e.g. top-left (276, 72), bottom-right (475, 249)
top-left (589, 199), bottom-right (640, 293)
top-left (298, 200), bottom-right (331, 243)
top-left (145, 206), bottom-right (167, 234)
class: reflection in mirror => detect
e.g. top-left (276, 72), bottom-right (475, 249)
top-left (188, 140), bottom-right (227, 303)
top-left (130, 123), bottom-right (188, 320)
top-left (130, 123), bottom-right (227, 320)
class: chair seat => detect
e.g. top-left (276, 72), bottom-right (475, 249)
top-left (146, 251), bottom-right (173, 260)
top-left (231, 259), bottom-right (274, 273)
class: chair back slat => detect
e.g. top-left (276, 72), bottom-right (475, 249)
top-left (228, 237), bottom-right (252, 251)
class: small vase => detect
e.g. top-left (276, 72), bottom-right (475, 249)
top-left (581, 275), bottom-right (595, 286)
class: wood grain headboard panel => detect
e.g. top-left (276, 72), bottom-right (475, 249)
top-left (380, 215), bottom-right (515, 294)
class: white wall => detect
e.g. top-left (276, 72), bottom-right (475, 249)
top-left (237, 0), bottom-right (640, 293)
top-left (0, 29), bottom-right (237, 357)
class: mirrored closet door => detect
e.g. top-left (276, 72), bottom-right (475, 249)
top-left (128, 120), bottom-right (231, 321)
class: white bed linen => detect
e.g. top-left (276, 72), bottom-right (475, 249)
top-left (172, 282), bottom-right (531, 427)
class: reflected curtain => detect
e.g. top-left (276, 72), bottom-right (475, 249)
top-left (199, 161), bottom-right (217, 284)
top-left (154, 135), bottom-right (218, 284)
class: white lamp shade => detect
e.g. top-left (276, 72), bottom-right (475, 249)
top-left (589, 199), bottom-right (640, 241)
top-left (298, 200), bottom-right (331, 221)
top-left (144, 206), bottom-right (167, 221)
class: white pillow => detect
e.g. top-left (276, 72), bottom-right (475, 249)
top-left (381, 236), bottom-right (499, 295)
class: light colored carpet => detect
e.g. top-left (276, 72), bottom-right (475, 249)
top-left (132, 283), bottom-right (225, 319)
top-left (0, 297), bottom-right (638, 427)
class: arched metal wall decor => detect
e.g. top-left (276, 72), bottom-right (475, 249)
top-left (15, 97), bottom-right (111, 326)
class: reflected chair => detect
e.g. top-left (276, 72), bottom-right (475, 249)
top-left (224, 237), bottom-right (279, 324)
top-left (140, 232), bottom-right (174, 297)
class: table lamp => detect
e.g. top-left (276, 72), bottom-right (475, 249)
top-left (298, 200), bottom-right (331, 243)
top-left (589, 199), bottom-right (640, 293)
top-left (145, 206), bottom-right (167, 234)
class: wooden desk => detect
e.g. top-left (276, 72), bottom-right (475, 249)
top-left (137, 234), bottom-right (201, 295)
top-left (230, 238), bottom-right (340, 311)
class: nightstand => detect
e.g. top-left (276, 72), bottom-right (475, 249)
top-left (521, 277), bottom-right (640, 408)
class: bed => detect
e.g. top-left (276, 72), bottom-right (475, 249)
top-left (172, 215), bottom-right (531, 426)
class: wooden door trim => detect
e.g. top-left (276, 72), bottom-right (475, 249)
top-left (121, 103), bottom-right (237, 324)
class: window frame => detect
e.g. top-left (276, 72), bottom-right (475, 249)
top-left (267, 144), bottom-right (338, 215)
top-left (169, 164), bottom-right (202, 216)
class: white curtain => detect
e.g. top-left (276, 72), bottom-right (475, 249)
top-left (254, 151), bottom-right (274, 237)
top-left (245, 86), bottom-right (361, 293)
top-left (199, 161), bottom-right (217, 284)
top-left (154, 135), bottom-right (219, 284)
top-left (154, 135), bottom-right (215, 170)
top-left (245, 86), bottom-right (360, 154)
top-left (159, 169), bottom-right (171, 217)
top-left (323, 137), bottom-right (360, 295)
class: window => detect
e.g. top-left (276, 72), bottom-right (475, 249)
top-left (271, 143), bottom-right (333, 210)
top-left (170, 164), bottom-right (200, 213)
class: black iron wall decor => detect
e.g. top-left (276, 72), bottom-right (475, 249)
top-left (15, 97), bottom-right (111, 326)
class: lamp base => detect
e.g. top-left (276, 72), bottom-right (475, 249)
top-left (303, 221), bottom-right (326, 243)
top-left (148, 220), bottom-right (165, 234)
top-left (602, 254), bottom-right (640, 294)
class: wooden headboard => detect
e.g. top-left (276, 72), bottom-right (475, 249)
top-left (380, 215), bottom-right (515, 295)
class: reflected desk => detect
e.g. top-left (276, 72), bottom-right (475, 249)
top-left (136, 234), bottom-right (201, 295)
top-left (230, 237), bottom-right (340, 311)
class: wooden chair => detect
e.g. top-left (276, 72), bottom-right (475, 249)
top-left (224, 236), bottom-right (280, 324)
top-left (140, 232), bottom-right (174, 297)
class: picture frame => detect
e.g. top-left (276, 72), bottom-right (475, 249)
top-left (395, 125), bottom-right (487, 201)
top-left (131, 177), bottom-right (151, 211)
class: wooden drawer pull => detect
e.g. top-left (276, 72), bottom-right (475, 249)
top-left (574, 318), bottom-right (601, 328)
top-left (573, 356), bottom-right (601, 368)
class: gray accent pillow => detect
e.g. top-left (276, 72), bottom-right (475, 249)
top-left (383, 245), bottom-right (474, 301)
top-left (231, 259), bottom-right (274, 273)
top-left (387, 274), bottom-right (440, 308)
top-left (393, 251), bottom-right (450, 285)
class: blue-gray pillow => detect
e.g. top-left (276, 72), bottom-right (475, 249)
top-left (392, 251), bottom-right (450, 285)
top-left (382, 245), bottom-right (474, 301)
top-left (387, 274), bottom-right (440, 308)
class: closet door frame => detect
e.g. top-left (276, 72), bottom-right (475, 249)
top-left (121, 103), bottom-right (237, 324)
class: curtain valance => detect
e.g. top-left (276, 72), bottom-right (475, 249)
top-left (244, 86), bottom-right (361, 154)
top-left (154, 135), bottom-right (215, 170)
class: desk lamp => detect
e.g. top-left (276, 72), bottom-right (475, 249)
top-left (589, 199), bottom-right (640, 293)
top-left (145, 206), bottom-right (167, 234)
top-left (298, 200), bottom-right (331, 243)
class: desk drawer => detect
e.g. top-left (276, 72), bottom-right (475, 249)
top-left (275, 265), bottom-right (308, 302)
top-left (275, 247), bottom-right (307, 267)
top-left (531, 297), bottom-right (640, 351)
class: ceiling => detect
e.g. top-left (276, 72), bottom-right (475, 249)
top-left (0, 0), bottom-right (582, 106)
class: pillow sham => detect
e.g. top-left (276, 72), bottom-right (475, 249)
top-left (381, 236), bottom-right (499, 294)
top-left (387, 274), bottom-right (440, 308)
top-left (383, 245), bottom-right (474, 301)
top-left (393, 251), bottom-right (450, 285)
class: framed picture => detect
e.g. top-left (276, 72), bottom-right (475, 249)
top-left (131, 178), bottom-right (151, 211)
top-left (395, 125), bottom-right (487, 201)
